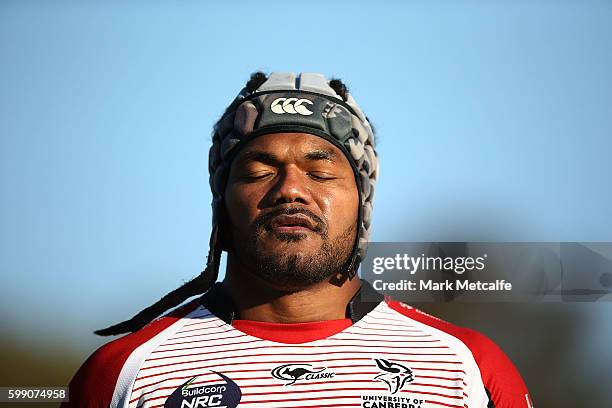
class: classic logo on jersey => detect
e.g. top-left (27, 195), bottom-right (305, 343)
top-left (373, 358), bottom-right (414, 394)
top-left (164, 371), bottom-right (241, 408)
top-left (270, 363), bottom-right (335, 385)
top-left (270, 97), bottom-right (314, 115)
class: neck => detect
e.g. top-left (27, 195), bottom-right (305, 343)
top-left (222, 253), bottom-right (361, 323)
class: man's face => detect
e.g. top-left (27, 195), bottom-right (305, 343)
top-left (224, 132), bottom-right (359, 290)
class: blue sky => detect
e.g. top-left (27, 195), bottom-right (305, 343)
top-left (1, 1), bottom-right (611, 353)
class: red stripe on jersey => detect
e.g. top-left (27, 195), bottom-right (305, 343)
top-left (424, 399), bottom-right (465, 408)
top-left (61, 300), bottom-right (200, 408)
top-left (160, 332), bottom-right (248, 346)
top-left (145, 345), bottom-right (457, 363)
top-left (138, 350), bottom-right (462, 373)
top-left (344, 326), bottom-right (424, 332)
top-left (151, 338), bottom-right (265, 354)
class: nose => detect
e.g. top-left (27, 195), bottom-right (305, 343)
top-left (267, 164), bottom-right (311, 206)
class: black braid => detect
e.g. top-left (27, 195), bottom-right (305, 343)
top-left (329, 78), bottom-right (349, 101)
top-left (95, 223), bottom-right (223, 336)
top-left (94, 264), bottom-right (219, 336)
top-left (245, 71), bottom-right (268, 93)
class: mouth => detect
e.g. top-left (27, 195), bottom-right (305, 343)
top-left (268, 214), bottom-right (318, 234)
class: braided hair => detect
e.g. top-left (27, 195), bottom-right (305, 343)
top-left (94, 72), bottom-right (354, 336)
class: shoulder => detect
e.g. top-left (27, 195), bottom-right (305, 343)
top-left (62, 335), bottom-right (132, 408)
top-left (62, 300), bottom-right (201, 408)
top-left (385, 298), bottom-right (502, 358)
top-left (385, 299), bottom-right (533, 408)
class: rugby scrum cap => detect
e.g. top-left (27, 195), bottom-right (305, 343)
top-left (206, 71), bottom-right (379, 282)
top-left (94, 72), bottom-right (379, 336)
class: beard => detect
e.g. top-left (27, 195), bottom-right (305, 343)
top-left (231, 207), bottom-right (356, 291)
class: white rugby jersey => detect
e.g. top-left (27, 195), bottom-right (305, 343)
top-left (65, 281), bottom-right (532, 408)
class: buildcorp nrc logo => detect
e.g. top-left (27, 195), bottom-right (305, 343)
top-left (271, 363), bottom-right (335, 385)
top-left (164, 371), bottom-right (241, 408)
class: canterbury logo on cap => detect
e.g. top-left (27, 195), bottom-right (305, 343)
top-left (270, 97), bottom-right (314, 116)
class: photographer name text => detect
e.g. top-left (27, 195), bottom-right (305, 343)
top-left (373, 279), bottom-right (512, 291)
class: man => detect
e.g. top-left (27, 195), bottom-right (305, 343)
top-left (65, 72), bottom-right (532, 408)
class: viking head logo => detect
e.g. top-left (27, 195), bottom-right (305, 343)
top-left (373, 358), bottom-right (414, 394)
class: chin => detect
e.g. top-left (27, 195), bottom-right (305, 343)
top-left (251, 249), bottom-right (336, 290)
top-left (259, 246), bottom-right (318, 262)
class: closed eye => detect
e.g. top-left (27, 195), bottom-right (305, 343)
top-left (243, 172), bottom-right (273, 181)
top-left (308, 172), bottom-right (336, 181)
